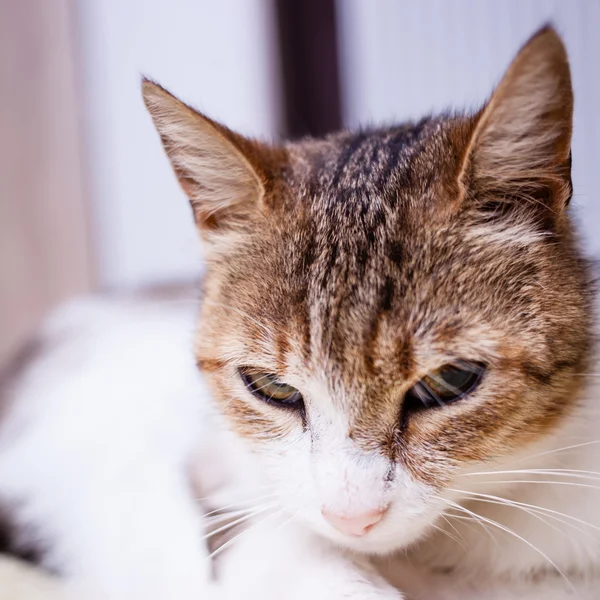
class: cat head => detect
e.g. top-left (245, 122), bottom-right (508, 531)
top-left (143, 26), bottom-right (593, 554)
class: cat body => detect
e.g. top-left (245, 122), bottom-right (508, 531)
top-left (1, 26), bottom-right (599, 599)
top-left (1, 294), bottom-right (599, 599)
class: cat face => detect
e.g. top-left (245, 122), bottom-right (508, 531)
top-left (144, 27), bottom-right (593, 554)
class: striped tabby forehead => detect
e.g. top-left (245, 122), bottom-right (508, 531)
top-left (208, 188), bottom-right (587, 386)
top-left (282, 118), bottom-right (463, 218)
top-left (229, 122), bottom-right (586, 375)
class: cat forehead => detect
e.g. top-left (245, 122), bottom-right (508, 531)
top-left (283, 117), bottom-right (458, 204)
top-left (227, 119), bottom-right (550, 356)
top-left (227, 222), bottom-right (545, 385)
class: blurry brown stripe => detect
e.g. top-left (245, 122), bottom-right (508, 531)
top-left (0, 335), bottom-right (45, 424)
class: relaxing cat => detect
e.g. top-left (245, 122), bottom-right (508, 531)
top-left (0, 25), bottom-right (599, 599)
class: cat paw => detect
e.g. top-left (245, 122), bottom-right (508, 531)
top-left (316, 570), bottom-right (404, 600)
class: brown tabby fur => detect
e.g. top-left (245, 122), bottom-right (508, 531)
top-left (143, 26), bottom-right (594, 490)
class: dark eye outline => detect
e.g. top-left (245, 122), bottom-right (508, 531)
top-left (403, 361), bottom-right (486, 413)
top-left (239, 367), bottom-right (304, 409)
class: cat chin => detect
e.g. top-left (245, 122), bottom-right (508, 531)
top-left (319, 527), bottom-right (423, 556)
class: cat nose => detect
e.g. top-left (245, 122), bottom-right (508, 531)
top-left (321, 507), bottom-right (387, 537)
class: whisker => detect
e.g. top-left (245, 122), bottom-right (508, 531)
top-left (208, 508), bottom-right (285, 560)
top-left (203, 504), bottom-right (277, 526)
top-left (427, 373), bottom-right (463, 398)
top-left (412, 382), bottom-right (430, 404)
top-left (273, 506), bottom-right (303, 534)
top-left (465, 468), bottom-right (600, 480)
top-left (456, 359), bottom-right (485, 374)
top-left (443, 504), bottom-right (500, 547)
top-left (439, 498), bottom-right (575, 593)
top-left (439, 513), bottom-right (468, 549)
top-left (430, 520), bottom-right (467, 550)
top-left (240, 377), bottom-right (287, 397)
top-left (419, 380), bottom-right (446, 407)
top-left (466, 479), bottom-right (600, 492)
top-left (449, 488), bottom-right (598, 541)
top-left (201, 492), bottom-right (278, 517)
top-left (508, 440), bottom-right (600, 464)
top-left (202, 503), bottom-right (278, 541)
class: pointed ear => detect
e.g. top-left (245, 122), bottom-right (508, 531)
top-left (458, 26), bottom-right (573, 218)
top-left (142, 79), bottom-right (275, 236)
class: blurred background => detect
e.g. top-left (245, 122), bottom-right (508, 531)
top-left (1, 0), bottom-right (599, 364)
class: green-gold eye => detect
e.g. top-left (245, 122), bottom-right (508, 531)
top-left (404, 362), bottom-right (486, 411)
top-left (239, 368), bottom-right (304, 407)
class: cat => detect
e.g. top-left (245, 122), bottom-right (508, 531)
top-left (1, 24), bottom-right (599, 600)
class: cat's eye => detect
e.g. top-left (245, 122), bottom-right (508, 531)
top-left (404, 362), bottom-right (486, 411)
top-left (239, 368), bottom-right (304, 407)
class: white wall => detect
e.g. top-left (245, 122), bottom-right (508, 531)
top-left (337, 0), bottom-right (600, 252)
top-left (80, 1), bottom-right (600, 289)
top-left (77, 0), bottom-right (282, 289)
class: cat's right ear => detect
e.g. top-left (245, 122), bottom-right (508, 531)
top-left (457, 26), bottom-right (573, 218)
top-left (142, 79), bottom-right (279, 240)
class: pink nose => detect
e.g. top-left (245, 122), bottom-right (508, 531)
top-left (321, 507), bottom-right (386, 537)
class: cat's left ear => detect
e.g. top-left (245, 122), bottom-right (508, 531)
top-left (142, 79), bottom-right (281, 240)
top-left (458, 26), bottom-right (573, 216)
